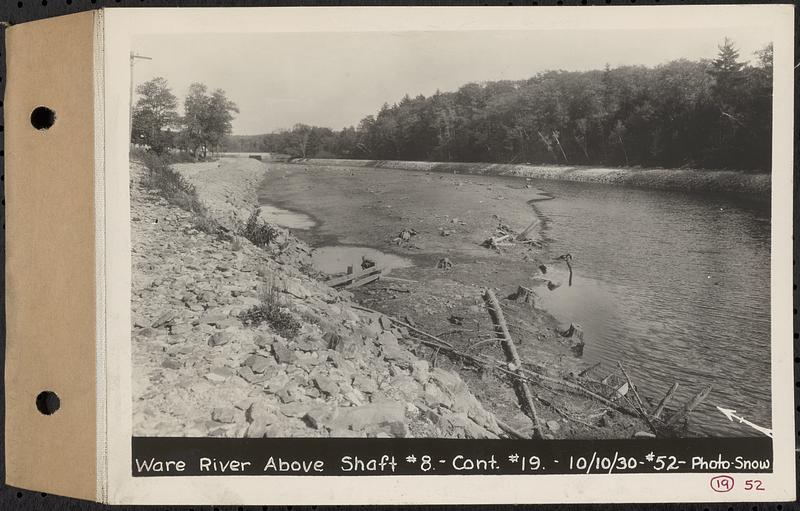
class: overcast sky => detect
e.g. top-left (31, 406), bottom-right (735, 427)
top-left (132, 28), bottom-right (771, 135)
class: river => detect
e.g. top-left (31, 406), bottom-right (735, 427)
top-left (528, 181), bottom-right (771, 436)
top-left (258, 162), bottom-right (771, 437)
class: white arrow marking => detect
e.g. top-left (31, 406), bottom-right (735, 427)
top-left (716, 406), bottom-right (773, 438)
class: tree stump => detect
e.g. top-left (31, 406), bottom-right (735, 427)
top-left (508, 285), bottom-right (535, 305)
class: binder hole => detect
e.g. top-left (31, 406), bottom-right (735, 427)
top-left (35, 391), bottom-right (60, 415)
top-left (30, 106), bottom-right (56, 130)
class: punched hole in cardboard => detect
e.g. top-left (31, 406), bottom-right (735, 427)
top-left (30, 106), bottom-right (56, 130)
top-left (35, 391), bottom-right (60, 415)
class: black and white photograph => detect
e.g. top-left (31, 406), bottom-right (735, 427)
top-left (129, 25), bottom-right (775, 442)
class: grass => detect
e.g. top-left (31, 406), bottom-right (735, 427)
top-left (134, 149), bottom-right (223, 235)
top-left (239, 277), bottom-right (301, 339)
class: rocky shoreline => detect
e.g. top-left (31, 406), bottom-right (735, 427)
top-left (131, 158), bottom-right (505, 439)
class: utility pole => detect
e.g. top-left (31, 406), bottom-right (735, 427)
top-left (129, 52), bottom-right (152, 145)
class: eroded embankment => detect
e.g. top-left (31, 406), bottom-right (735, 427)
top-left (131, 157), bottom-right (504, 439)
top-left (293, 158), bottom-right (770, 196)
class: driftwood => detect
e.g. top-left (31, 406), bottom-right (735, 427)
top-left (481, 234), bottom-right (511, 250)
top-left (483, 289), bottom-right (544, 439)
top-left (617, 361), bottom-right (659, 436)
top-left (349, 305), bottom-right (640, 418)
top-left (665, 385), bottom-right (713, 427)
top-left (652, 382), bottom-right (679, 419)
top-left (381, 276), bottom-right (418, 284)
top-left (517, 218), bottom-right (540, 241)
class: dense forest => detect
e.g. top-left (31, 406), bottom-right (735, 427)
top-left (226, 40), bottom-right (773, 171)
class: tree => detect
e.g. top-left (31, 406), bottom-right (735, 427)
top-left (131, 77), bottom-right (179, 154)
top-left (183, 83), bottom-right (239, 159)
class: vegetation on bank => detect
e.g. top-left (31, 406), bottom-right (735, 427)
top-left (228, 39), bottom-right (773, 172)
top-left (135, 149), bottom-right (222, 234)
top-left (239, 278), bottom-right (302, 339)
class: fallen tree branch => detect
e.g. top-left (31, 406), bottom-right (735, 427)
top-left (617, 361), bottom-right (659, 436)
top-left (484, 288), bottom-right (544, 439)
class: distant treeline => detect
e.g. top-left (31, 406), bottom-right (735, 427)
top-left (227, 40), bottom-right (773, 171)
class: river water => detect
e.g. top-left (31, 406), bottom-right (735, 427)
top-left (528, 180), bottom-right (771, 436)
top-left (258, 164), bottom-right (771, 437)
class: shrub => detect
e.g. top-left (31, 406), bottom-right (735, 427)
top-left (241, 208), bottom-right (279, 248)
top-left (239, 278), bottom-right (301, 339)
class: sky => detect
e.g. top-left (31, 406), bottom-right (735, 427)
top-left (132, 28), bottom-right (771, 136)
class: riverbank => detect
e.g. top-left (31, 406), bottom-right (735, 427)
top-left (131, 157), bottom-right (506, 439)
top-left (257, 160), bottom-right (677, 438)
top-left (132, 156), bottom-right (672, 440)
top-left (291, 158), bottom-right (770, 196)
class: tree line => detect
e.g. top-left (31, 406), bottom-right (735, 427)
top-left (227, 39), bottom-right (773, 171)
top-left (132, 78), bottom-right (239, 159)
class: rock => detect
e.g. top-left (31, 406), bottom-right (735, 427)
top-left (208, 330), bottom-right (234, 347)
top-left (215, 318), bottom-right (242, 329)
top-left (211, 407), bottom-right (236, 424)
top-left (411, 360), bottom-right (430, 383)
top-left (169, 323), bottom-right (192, 335)
top-left (353, 376), bottom-right (379, 394)
top-left (254, 333), bottom-right (273, 348)
top-left (161, 357), bottom-right (183, 370)
top-left (304, 406), bottom-right (337, 429)
top-left (633, 431), bottom-right (657, 439)
top-left (205, 372), bottom-right (227, 383)
top-left (237, 366), bottom-right (266, 384)
top-left (294, 335), bottom-right (325, 352)
top-left (244, 354), bottom-right (273, 374)
top-left (389, 375), bottom-right (421, 400)
top-left (246, 402), bottom-right (278, 425)
top-left (195, 314), bottom-right (229, 326)
top-left (538, 264), bottom-right (547, 274)
top-left (546, 420), bottom-right (561, 433)
top-left (282, 279), bottom-right (308, 299)
top-left (378, 316), bottom-right (392, 330)
top-left (330, 403), bottom-right (406, 433)
top-left (138, 327), bottom-right (158, 338)
top-left (272, 342), bottom-right (297, 364)
top-left (314, 375), bottom-right (339, 396)
top-left (245, 423), bottom-right (268, 438)
top-left (382, 344), bottom-right (415, 368)
top-left (376, 330), bottom-right (398, 347)
top-left (276, 385), bottom-right (302, 404)
top-left (151, 310), bottom-right (178, 328)
top-left (280, 401), bottom-right (312, 418)
top-left (546, 280), bottom-right (561, 291)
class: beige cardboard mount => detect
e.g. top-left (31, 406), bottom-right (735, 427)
top-left (5, 11), bottom-right (98, 501)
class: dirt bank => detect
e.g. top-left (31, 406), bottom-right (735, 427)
top-left (131, 158), bottom-right (505, 439)
top-left (294, 158), bottom-right (770, 197)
